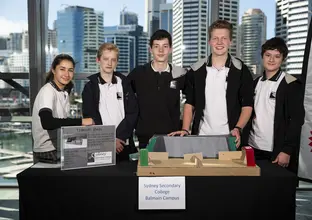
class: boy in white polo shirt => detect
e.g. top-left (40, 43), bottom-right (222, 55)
top-left (248, 37), bottom-right (305, 173)
top-left (169, 20), bottom-right (254, 148)
top-left (82, 43), bottom-right (138, 161)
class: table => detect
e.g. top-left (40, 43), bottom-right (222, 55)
top-left (17, 160), bottom-right (297, 220)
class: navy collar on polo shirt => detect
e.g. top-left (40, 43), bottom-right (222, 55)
top-left (50, 80), bottom-right (62, 91)
top-left (261, 69), bottom-right (283, 81)
top-left (49, 80), bottom-right (73, 94)
top-left (97, 72), bottom-right (117, 84)
top-left (206, 53), bottom-right (231, 68)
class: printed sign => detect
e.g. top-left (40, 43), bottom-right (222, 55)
top-left (60, 125), bottom-right (116, 170)
top-left (138, 176), bottom-right (186, 210)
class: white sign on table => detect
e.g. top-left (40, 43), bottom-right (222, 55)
top-left (138, 176), bottom-right (186, 210)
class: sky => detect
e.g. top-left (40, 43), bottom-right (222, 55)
top-left (0, 0), bottom-right (275, 38)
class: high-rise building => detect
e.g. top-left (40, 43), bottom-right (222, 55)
top-left (6, 33), bottom-right (23, 52)
top-left (172, 0), bottom-right (219, 68)
top-left (236, 24), bottom-right (242, 58)
top-left (7, 51), bottom-right (30, 87)
top-left (22, 31), bottom-right (29, 51)
top-left (48, 29), bottom-right (57, 49)
top-left (276, 0), bottom-right (312, 75)
top-left (145, 0), bottom-right (167, 37)
top-left (83, 8), bottom-right (104, 73)
top-left (0, 37), bottom-right (7, 50)
top-left (241, 9), bottom-right (267, 75)
top-left (218, 0), bottom-right (239, 57)
top-left (104, 25), bottom-right (149, 75)
top-left (159, 3), bottom-right (173, 35)
top-left (120, 10), bottom-right (138, 25)
top-left (56, 6), bottom-right (104, 94)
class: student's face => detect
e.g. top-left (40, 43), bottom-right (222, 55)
top-left (262, 50), bottom-right (283, 73)
top-left (97, 49), bottom-right (118, 74)
top-left (52, 60), bottom-right (74, 88)
top-left (150, 38), bottom-right (172, 63)
top-left (209, 28), bottom-right (232, 57)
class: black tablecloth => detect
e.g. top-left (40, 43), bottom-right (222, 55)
top-left (17, 160), bottom-right (297, 220)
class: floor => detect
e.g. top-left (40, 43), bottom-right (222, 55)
top-left (0, 188), bottom-right (18, 220)
top-left (0, 184), bottom-right (311, 220)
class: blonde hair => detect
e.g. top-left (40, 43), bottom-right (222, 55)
top-left (209, 19), bottom-right (233, 41)
top-left (97, 43), bottom-right (119, 59)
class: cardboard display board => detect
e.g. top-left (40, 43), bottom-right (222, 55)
top-left (137, 149), bottom-right (260, 176)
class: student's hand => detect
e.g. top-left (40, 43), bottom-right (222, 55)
top-left (272, 152), bottom-right (290, 167)
top-left (168, 130), bottom-right (189, 137)
top-left (230, 128), bottom-right (241, 147)
top-left (116, 138), bottom-right (125, 153)
top-left (82, 118), bottom-right (94, 126)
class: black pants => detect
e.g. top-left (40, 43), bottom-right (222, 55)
top-left (252, 148), bottom-right (273, 161)
top-left (137, 135), bottom-right (151, 149)
top-left (116, 146), bottom-right (137, 162)
top-left (251, 147), bottom-right (299, 178)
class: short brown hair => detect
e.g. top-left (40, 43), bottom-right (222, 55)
top-left (261, 37), bottom-right (288, 60)
top-left (97, 43), bottom-right (119, 59)
top-left (208, 20), bottom-right (233, 40)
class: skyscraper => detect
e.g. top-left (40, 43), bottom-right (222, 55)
top-left (104, 25), bottom-right (149, 75)
top-left (7, 33), bottom-right (23, 52)
top-left (0, 37), bottom-right (7, 50)
top-left (56, 6), bottom-right (104, 94)
top-left (145, 0), bottom-right (167, 37)
top-left (159, 3), bottom-right (173, 35)
top-left (120, 9), bottom-right (138, 25)
top-left (172, 0), bottom-right (219, 68)
top-left (276, 0), bottom-right (312, 75)
top-left (218, 0), bottom-right (239, 57)
top-left (241, 9), bottom-right (267, 75)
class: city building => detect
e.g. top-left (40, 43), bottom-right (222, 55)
top-left (159, 3), bottom-right (173, 35)
top-left (172, 0), bottom-right (219, 68)
top-left (145, 0), bottom-right (167, 37)
top-left (104, 25), bottom-right (149, 75)
top-left (120, 9), bottom-right (138, 25)
top-left (218, 0), bottom-right (239, 57)
top-left (276, 0), bottom-right (312, 75)
top-left (56, 6), bottom-right (104, 94)
top-left (241, 8), bottom-right (267, 75)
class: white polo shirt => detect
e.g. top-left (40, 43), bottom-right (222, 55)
top-left (98, 75), bottom-right (125, 130)
top-left (32, 82), bottom-right (70, 152)
top-left (249, 71), bottom-right (285, 152)
top-left (198, 65), bottom-right (230, 135)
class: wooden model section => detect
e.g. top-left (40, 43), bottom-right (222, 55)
top-left (137, 148), bottom-right (260, 176)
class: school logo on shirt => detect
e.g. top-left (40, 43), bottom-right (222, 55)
top-left (116, 92), bottom-right (123, 100)
top-left (269, 91), bottom-right (276, 99)
top-left (170, 80), bottom-right (177, 89)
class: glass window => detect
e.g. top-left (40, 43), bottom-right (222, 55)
top-left (0, 0), bottom-right (31, 186)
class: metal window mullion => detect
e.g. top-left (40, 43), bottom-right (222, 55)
top-left (27, 0), bottom-right (48, 113)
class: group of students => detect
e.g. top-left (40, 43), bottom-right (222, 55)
top-left (31, 19), bottom-right (305, 173)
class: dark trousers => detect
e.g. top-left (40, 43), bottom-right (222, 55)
top-left (138, 142), bottom-right (148, 149)
top-left (137, 135), bottom-right (151, 149)
top-left (251, 147), bottom-right (299, 179)
top-left (116, 146), bottom-right (137, 162)
top-left (252, 148), bottom-right (273, 161)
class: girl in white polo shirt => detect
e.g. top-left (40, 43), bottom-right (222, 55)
top-left (32, 54), bottom-right (94, 164)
